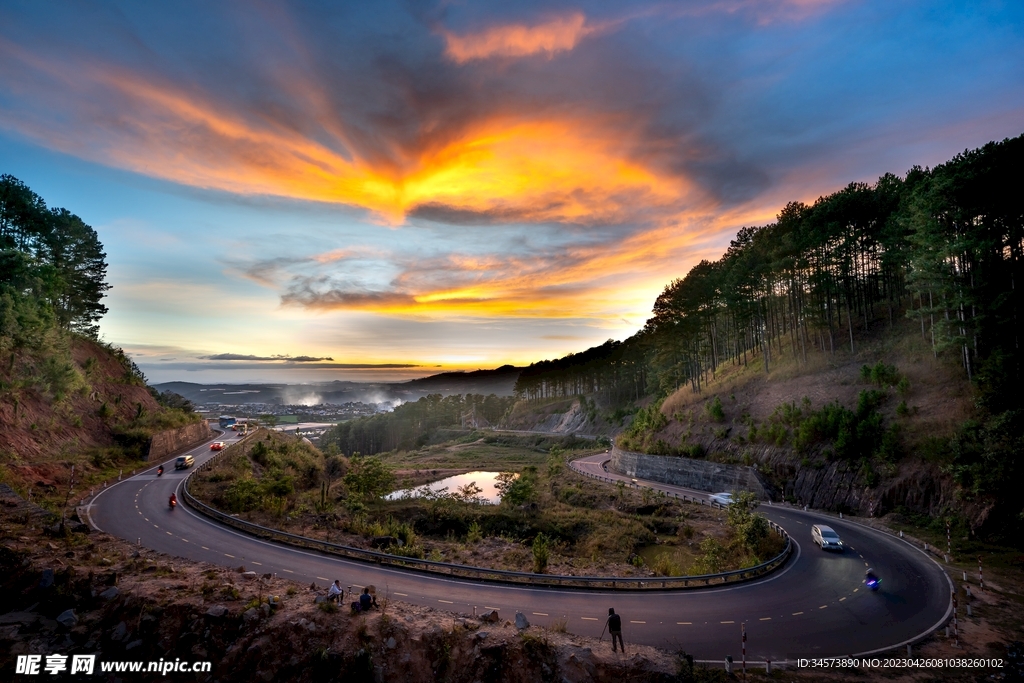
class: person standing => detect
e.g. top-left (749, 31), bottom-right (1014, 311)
top-left (602, 607), bottom-right (624, 653)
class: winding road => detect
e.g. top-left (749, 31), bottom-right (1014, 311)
top-left (85, 435), bottom-right (951, 662)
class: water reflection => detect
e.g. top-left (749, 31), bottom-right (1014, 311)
top-left (386, 471), bottom-right (504, 504)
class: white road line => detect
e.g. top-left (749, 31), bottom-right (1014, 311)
top-left (840, 597), bottom-right (846, 602)
top-left (439, 600), bottom-right (453, 604)
top-left (484, 606), bottom-right (500, 610)
top-left (819, 605), bottom-right (827, 609)
top-left (317, 577), bottom-right (330, 581)
top-left (166, 531), bottom-right (173, 535)
top-left (630, 620), bottom-right (646, 624)
top-left (394, 592), bottom-right (408, 596)
top-left (792, 611), bottom-right (804, 616)
top-left (533, 612), bottom-right (548, 616)
top-left (224, 554), bottom-right (234, 558)
top-left (581, 617), bottom-right (597, 621)
top-left (677, 622), bottom-right (692, 625)
top-left (252, 562), bottom-right (262, 565)
top-left (201, 546), bottom-right (209, 550)
top-left (759, 617), bottom-right (771, 621)
top-left (282, 569), bottom-right (294, 573)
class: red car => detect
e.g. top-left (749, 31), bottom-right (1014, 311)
top-left (210, 441), bottom-right (225, 450)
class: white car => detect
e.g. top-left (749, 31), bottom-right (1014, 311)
top-left (709, 492), bottom-right (734, 506)
top-left (811, 524), bottom-right (844, 551)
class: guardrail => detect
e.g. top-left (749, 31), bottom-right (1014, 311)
top-left (182, 440), bottom-right (792, 590)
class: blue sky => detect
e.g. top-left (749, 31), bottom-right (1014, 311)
top-left (1, 0), bottom-right (1021, 383)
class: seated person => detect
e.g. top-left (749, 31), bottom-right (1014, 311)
top-left (328, 580), bottom-right (343, 604)
top-left (359, 587), bottom-right (374, 611)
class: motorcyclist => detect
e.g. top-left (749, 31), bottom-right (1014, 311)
top-left (865, 568), bottom-right (879, 586)
top-left (157, 465), bottom-right (164, 476)
top-left (169, 492), bottom-right (177, 508)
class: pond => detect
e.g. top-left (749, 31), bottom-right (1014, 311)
top-left (386, 471), bottom-right (504, 504)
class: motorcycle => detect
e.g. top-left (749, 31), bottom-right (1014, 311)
top-left (169, 495), bottom-right (177, 510)
top-left (157, 465), bottom-right (164, 477)
top-left (865, 571), bottom-right (880, 591)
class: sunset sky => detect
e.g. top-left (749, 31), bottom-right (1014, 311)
top-left (2, 1), bottom-right (1022, 383)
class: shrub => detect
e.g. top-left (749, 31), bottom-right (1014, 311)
top-left (532, 533), bottom-right (550, 574)
top-left (223, 477), bottom-right (263, 512)
top-left (705, 396), bottom-right (725, 422)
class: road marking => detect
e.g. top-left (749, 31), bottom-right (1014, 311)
top-left (439, 600), bottom-right (453, 604)
top-left (720, 620), bottom-right (734, 624)
top-left (181, 539), bottom-right (188, 543)
top-left (819, 605), bottom-right (827, 609)
top-left (853, 588), bottom-right (859, 592)
top-left (152, 524), bottom-right (158, 529)
top-left (394, 592), bottom-right (407, 597)
top-left (317, 577), bottom-right (330, 581)
top-left (252, 562), bottom-right (262, 566)
top-left (581, 617), bottom-right (598, 621)
top-left (144, 517), bottom-right (149, 522)
top-left (677, 622), bottom-right (692, 625)
top-left (166, 531), bottom-right (173, 536)
top-left (533, 612), bottom-right (549, 616)
top-left (484, 606), bottom-right (500, 611)
top-left (201, 546), bottom-right (209, 550)
top-left (839, 597), bottom-right (846, 602)
top-left (282, 569), bottom-right (294, 573)
top-left (792, 611), bottom-right (804, 616)
top-left (759, 617), bottom-right (771, 621)
top-left (224, 554), bottom-right (235, 558)
top-left (629, 620), bottom-right (646, 624)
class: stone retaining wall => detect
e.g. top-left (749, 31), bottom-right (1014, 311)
top-left (147, 422), bottom-right (212, 460)
top-left (609, 446), bottom-right (770, 498)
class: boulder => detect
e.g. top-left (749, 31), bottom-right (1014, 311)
top-left (514, 612), bottom-right (530, 630)
top-left (386, 637), bottom-right (397, 650)
top-left (243, 608), bottom-right (259, 623)
top-left (126, 639), bottom-right (143, 651)
top-left (99, 586), bottom-right (120, 600)
top-left (241, 571), bottom-right (258, 580)
top-left (371, 536), bottom-right (398, 549)
top-left (39, 568), bottom-right (54, 589)
top-left (111, 621), bottom-right (128, 642)
top-left (205, 605), bottom-right (228, 618)
top-left (56, 609), bottom-right (78, 628)
top-left (314, 596), bottom-right (327, 604)
top-left (479, 609), bottom-right (500, 623)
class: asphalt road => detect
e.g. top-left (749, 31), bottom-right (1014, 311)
top-left (86, 437), bottom-right (951, 661)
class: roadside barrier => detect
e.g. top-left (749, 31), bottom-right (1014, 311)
top-left (182, 446), bottom-right (792, 591)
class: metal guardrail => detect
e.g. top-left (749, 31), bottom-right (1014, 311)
top-left (182, 441), bottom-right (792, 591)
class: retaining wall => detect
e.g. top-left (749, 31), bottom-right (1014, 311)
top-left (609, 446), bottom-right (770, 498)
top-left (147, 422), bottom-right (212, 460)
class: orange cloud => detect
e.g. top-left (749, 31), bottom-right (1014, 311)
top-left (442, 13), bottom-right (596, 63)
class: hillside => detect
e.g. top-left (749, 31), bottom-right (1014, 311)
top-left (0, 175), bottom-right (205, 511)
top-left (509, 135), bottom-right (1024, 543)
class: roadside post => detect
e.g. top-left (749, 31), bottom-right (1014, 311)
top-left (741, 623), bottom-right (746, 679)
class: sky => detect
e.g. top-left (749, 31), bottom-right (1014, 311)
top-left (2, 0), bottom-right (1022, 384)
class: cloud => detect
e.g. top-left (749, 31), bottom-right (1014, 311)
top-left (202, 353), bottom-right (334, 362)
top-left (441, 12), bottom-right (598, 63)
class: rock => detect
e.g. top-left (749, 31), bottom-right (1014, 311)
top-left (386, 637), bottom-right (397, 650)
top-left (0, 612), bottom-right (42, 626)
top-left (371, 535), bottom-right (398, 549)
top-left (99, 557), bottom-right (113, 566)
top-left (99, 586), bottom-right (120, 600)
top-left (479, 609), bottom-right (500, 623)
top-left (205, 605), bottom-right (228, 618)
top-left (70, 522), bottom-right (90, 534)
top-left (56, 609), bottom-right (77, 628)
top-left (514, 612), bottom-right (530, 630)
top-left (306, 622), bottom-right (316, 633)
top-left (39, 569), bottom-right (54, 589)
top-left (241, 571), bottom-right (258, 580)
top-left (243, 608), bottom-right (259, 623)
top-left (126, 639), bottom-right (143, 651)
top-left (314, 596), bottom-right (327, 604)
top-left (111, 622), bottom-right (128, 642)
top-left (476, 631), bottom-right (489, 640)
top-left (260, 603), bottom-right (271, 616)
